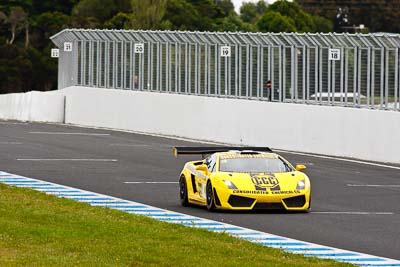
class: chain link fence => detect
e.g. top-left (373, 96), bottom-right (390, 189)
top-left (51, 29), bottom-right (400, 111)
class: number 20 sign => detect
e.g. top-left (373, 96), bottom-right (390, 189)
top-left (220, 46), bottom-right (231, 57)
top-left (134, 43), bottom-right (144, 54)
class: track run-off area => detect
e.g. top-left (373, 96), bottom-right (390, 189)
top-left (0, 121), bottom-right (399, 263)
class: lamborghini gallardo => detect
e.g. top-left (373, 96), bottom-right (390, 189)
top-left (174, 147), bottom-right (311, 212)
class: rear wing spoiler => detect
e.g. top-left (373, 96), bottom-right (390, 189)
top-left (173, 146), bottom-right (273, 158)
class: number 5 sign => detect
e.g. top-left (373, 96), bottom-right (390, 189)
top-left (329, 49), bottom-right (341, 61)
top-left (220, 46), bottom-right (231, 57)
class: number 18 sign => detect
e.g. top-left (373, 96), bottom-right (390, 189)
top-left (329, 49), bottom-right (341, 61)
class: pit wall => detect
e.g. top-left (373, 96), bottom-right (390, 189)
top-left (0, 90), bottom-right (65, 122)
top-left (1, 86), bottom-right (399, 164)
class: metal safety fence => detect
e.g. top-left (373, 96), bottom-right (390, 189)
top-left (51, 29), bottom-right (400, 111)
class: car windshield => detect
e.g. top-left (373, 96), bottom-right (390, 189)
top-left (219, 157), bottom-right (293, 173)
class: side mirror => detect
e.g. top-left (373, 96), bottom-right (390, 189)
top-left (195, 164), bottom-right (208, 172)
top-left (295, 164), bottom-right (306, 171)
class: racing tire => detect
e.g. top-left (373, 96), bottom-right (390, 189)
top-left (206, 181), bottom-right (216, 211)
top-left (179, 176), bottom-right (189, 207)
top-left (306, 197), bottom-right (311, 213)
top-left (304, 196), bottom-right (311, 213)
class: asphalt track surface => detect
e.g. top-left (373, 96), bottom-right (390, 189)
top-left (1, 121), bottom-right (399, 260)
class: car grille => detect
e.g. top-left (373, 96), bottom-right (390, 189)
top-left (282, 195), bottom-right (306, 208)
top-left (213, 188), bottom-right (221, 206)
top-left (228, 195), bottom-right (255, 207)
top-left (253, 202), bottom-right (285, 210)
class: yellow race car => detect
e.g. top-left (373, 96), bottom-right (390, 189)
top-left (174, 147), bottom-right (311, 212)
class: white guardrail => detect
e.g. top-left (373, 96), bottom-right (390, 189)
top-left (0, 90), bottom-right (65, 122)
top-left (0, 86), bottom-right (399, 164)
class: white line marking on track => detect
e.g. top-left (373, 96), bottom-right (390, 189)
top-left (0, 122), bottom-right (28, 125)
top-left (312, 212), bottom-right (394, 215)
top-left (110, 144), bottom-right (148, 147)
top-left (29, 132), bottom-right (110, 136)
top-left (0, 142), bottom-right (22, 144)
top-left (347, 184), bottom-right (400, 188)
top-left (124, 181), bottom-right (178, 184)
top-left (17, 159), bottom-right (117, 162)
top-left (274, 150), bottom-right (400, 170)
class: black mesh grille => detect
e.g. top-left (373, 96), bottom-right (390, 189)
top-left (283, 195), bottom-right (306, 207)
top-left (213, 188), bottom-right (221, 206)
top-left (253, 202), bottom-right (285, 210)
top-left (228, 195), bottom-right (255, 207)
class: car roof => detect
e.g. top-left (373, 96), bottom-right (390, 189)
top-left (216, 151), bottom-right (279, 159)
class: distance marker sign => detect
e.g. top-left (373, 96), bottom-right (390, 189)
top-left (51, 49), bottom-right (59, 58)
top-left (134, 43), bottom-right (144, 54)
top-left (64, 42), bottom-right (72, 52)
top-left (221, 46), bottom-right (231, 57)
top-left (329, 49), bottom-right (341, 60)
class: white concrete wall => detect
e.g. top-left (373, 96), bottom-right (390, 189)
top-left (64, 86), bottom-right (400, 164)
top-left (0, 90), bottom-right (65, 122)
top-left (1, 86), bottom-right (399, 164)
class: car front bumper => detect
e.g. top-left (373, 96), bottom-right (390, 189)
top-left (214, 186), bottom-right (311, 211)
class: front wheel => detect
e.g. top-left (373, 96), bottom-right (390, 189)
top-left (206, 181), bottom-right (216, 211)
top-left (179, 176), bottom-right (189, 206)
top-left (305, 196), bottom-right (311, 213)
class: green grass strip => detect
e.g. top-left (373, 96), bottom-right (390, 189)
top-left (0, 183), bottom-right (354, 266)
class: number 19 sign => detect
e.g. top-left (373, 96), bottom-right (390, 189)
top-left (220, 46), bottom-right (231, 57)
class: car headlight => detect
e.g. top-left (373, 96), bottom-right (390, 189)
top-left (296, 180), bottom-right (305, 190)
top-left (223, 180), bottom-right (238, 190)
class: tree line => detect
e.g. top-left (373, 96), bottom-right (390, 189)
top-left (0, 0), bottom-right (395, 94)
